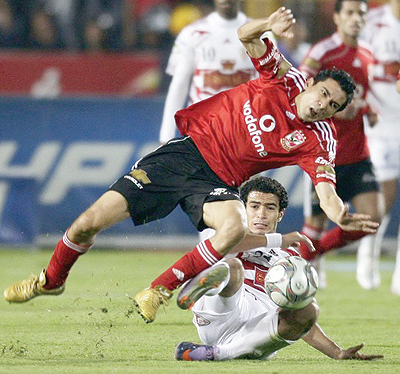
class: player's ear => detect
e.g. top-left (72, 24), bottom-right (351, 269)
top-left (278, 209), bottom-right (285, 222)
top-left (305, 78), bottom-right (314, 89)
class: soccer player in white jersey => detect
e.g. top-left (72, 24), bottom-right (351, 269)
top-left (358, 0), bottom-right (400, 295)
top-left (4, 8), bottom-right (378, 325)
top-left (175, 177), bottom-right (383, 361)
top-left (159, 0), bottom-right (258, 144)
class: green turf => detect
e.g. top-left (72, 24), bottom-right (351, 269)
top-left (0, 249), bottom-right (399, 373)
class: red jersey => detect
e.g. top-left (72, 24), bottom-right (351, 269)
top-left (175, 38), bottom-right (337, 188)
top-left (299, 33), bottom-right (373, 165)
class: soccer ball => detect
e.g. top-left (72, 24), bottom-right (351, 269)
top-left (264, 256), bottom-right (318, 310)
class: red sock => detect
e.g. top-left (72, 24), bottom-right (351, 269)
top-left (298, 224), bottom-right (324, 260)
top-left (319, 227), bottom-right (367, 253)
top-left (151, 240), bottom-right (223, 291)
top-left (44, 232), bottom-right (91, 289)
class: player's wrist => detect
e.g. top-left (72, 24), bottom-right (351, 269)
top-left (265, 233), bottom-right (282, 248)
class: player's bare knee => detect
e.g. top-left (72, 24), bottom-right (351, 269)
top-left (69, 210), bottom-right (102, 243)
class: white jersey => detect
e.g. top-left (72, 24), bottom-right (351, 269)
top-left (167, 11), bottom-right (257, 103)
top-left (191, 246), bottom-right (297, 359)
top-left (159, 11), bottom-right (260, 143)
top-left (361, 4), bottom-right (400, 137)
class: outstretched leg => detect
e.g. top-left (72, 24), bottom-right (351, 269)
top-left (134, 200), bottom-right (248, 323)
top-left (4, 191), bottom-right (130, 303)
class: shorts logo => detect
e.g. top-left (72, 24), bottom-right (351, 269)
top-left (124, 169), bottom-right (151, 189)
top-left (281, 130), bottom-right (306, 151)
top-left (129, 169), bottom-right (151, 184)
top-left (210, 188), bottom-right (229, 196)
top-left (194, 312), bottom-right (211, 326)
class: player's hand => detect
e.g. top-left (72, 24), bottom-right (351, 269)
top-left (336, 343), bottom-right (384, 360)
top-left (282, 231), bottom-right (315, 252)
top-left (268, 7), bottom-right (296, 38)
top-left (336, 204), bottom-right (379, 233)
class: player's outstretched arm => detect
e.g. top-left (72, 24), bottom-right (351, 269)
top-left (302, 322), bottom-right (384, 360)
top-left (238, 7), bottom-right (295, 58)
top-left (229, 231), bottom-right (315, 254)
top-left (315, 182), bottom-right (379, 232)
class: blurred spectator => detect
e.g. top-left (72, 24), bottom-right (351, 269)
top-left (25, 8), bottom-right (66, 50)
top-left (136, 2), bottom-right (173, 51)
top-left (37, 0), bottom-right (77, 49)
top-left (0, 0), bottom-right (21, 48)
top-left (0, 0), bottom-right (34, 48)
top-left (74, 0), bottom-right (134, 52)
top-left (169, 2), bottom-right (202, 36)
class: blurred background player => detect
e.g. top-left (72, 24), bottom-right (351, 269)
top-left (175, 176), bottom-right (383, 362)
top-left (357, 0), bottom-right (400, 294)
top-left (159, 0), bottom-right (257, 145)
top-left (296, 0), bottom-right (383, 288)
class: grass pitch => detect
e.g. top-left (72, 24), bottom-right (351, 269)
top-left (0, 249), bottom-right (399, 374)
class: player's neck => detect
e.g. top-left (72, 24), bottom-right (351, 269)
top-left (216, 9), bottom-right (239, 20)
top-left (338, 32), bottom-right (358, 48)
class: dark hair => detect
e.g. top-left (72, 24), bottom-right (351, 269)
top-left (239, 176), bottom-right (289, 211)
top-left (334, 0), bottom-right (367, 13)
top-left (313, 69), bottom-right (356, 112)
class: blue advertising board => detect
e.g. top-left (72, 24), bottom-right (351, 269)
top-left (0, 97), bottom-right (398, 248)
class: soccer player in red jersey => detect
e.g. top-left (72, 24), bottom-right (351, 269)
top-left (4, 8), bottom-right (378, 323)
top-left (296, 0), bottom-right (384, 289)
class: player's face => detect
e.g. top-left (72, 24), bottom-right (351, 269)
top-left (214, 0), bottom-right (240, 19)
top-left (296, 78), bottom-right (347, 122)
top-left (245, 191), bottom-right (284, 235)
top-left (334, 1), bottom-right (367, 41)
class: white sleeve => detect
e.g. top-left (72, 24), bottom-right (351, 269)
top-left (158, 57), bottom-right (194, 143)
top-left (159, 27), bottom-right (195, 143)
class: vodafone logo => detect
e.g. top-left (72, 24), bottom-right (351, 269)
top-left (259, 115), bottom-right (276, 132)
top-left (243, 100), bottom-right (276, 157)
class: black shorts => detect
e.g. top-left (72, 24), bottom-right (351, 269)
top-left (309, 158), bottom-right (379, 216)
top-left (109, 136), bottom-right (241, 231)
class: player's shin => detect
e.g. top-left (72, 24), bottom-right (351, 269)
top-left (45, 231), bottom-right (92, 289)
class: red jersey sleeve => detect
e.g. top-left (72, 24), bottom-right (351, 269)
top-left (249, 38), bottom-right (283, 80)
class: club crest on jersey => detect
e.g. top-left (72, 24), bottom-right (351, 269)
top-left (281, 130), bottom-right (306, 151)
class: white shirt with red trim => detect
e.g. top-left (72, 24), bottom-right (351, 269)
top-left (299, 33), bottom-right (373, 165)
top-left (233, 246), bottom-right (299, 295)
top-left (361, 4), bottom-right (400, 136)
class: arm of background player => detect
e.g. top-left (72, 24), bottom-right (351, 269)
top-left (302, 322), bottom-right (384, 360)
top-left (158, 56), bottom-right (194, 144)
top-left (237, 7), bottom-right (295, 58)
top-left (315, 182), bottom-right (378, 232)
